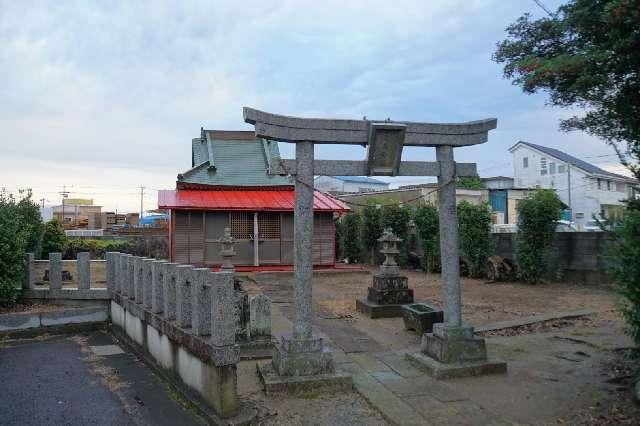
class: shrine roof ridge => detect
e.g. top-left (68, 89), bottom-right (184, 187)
top-left (243, 107), bottom-right (497, 147)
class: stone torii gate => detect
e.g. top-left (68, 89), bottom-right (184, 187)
top-left (244, 107), bottom-right (501, 389)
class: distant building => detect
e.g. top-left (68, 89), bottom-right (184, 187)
top-left (100, 212), bottom-right (139, 229)
top-left (52, 198), bottom-right (101, 229)
top-left (337, 184), bottom-right (488, 212)
top-left (314, 176), bottom-right (389, 194)
top-left (481, 177), bottom-right (532, 225)
top-left (510, 141), bottom-right (638, 225)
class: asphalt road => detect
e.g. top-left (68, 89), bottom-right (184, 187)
top-left (0, 331), bottom-right (204, 426)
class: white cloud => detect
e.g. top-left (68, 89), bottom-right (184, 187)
top-left (0, 0), bottom-right (628, 211)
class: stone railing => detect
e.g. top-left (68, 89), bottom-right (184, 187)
top-left (106, 252), bottom-right (243, 419)
top-left (22, 252), bottom-right (109, 300)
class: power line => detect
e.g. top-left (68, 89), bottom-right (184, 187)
top-left (532, 0), bottom-right (553, 16)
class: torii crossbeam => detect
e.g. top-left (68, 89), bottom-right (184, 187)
top-left (244, 107), bottom-right (503, 388)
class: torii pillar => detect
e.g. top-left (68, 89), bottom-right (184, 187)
top-left (244, 107), bottom-right (504, 390)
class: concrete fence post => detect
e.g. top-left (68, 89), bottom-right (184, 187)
top-left (211, 272), bottom-right (235, 347)
top-left (151, 260), bottom-right (166, 314)
top-left (143, 259), bottom-right (154, 310)
top-left (49, 252), bottom-right (62, 290)
top-left (191, 268), bottom-right (212, 336)
top-left (176, 265), bottom-right (194, 328)
top-left (125, 255), bottom-right (134, 299)
top-left (133, 257), bottom-right (144, 303)
top-left (23, 253), bottom-right (35, 290)
top-left (163, 263), bottom-right (178, 320)
top-left (118, 254), bottom-right (128, 297)
top-left (106, 252), bottom-right (117, 293)
top-left (77, 252), bottom-right (91, 290)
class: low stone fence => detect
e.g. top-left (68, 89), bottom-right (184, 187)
top-left (106, 252), bottom-right (245, 420)
top-left (23, 253), bottom-right (110, 301)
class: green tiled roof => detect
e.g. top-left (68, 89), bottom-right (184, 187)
top-left (178, 130), bottom-right (291, 187)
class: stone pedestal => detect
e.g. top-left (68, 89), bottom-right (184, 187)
top-left (356, 273), bottom-right (414, 318)
top-left (407, 323), bottom-right (507, 379)
top-left (258, 334), bottom-right (351, 395)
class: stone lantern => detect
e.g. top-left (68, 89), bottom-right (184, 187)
top-left (378, 228), bottom-right (401, 276)
top-left (218, 227), bottom-right (236, 273)
top-left (356, 228), bottom-right (414, 318)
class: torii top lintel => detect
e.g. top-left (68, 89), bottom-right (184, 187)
top-left (243, 107), bottom-right (497, 147)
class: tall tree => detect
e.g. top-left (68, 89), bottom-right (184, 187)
top-left (494, 0), bottom-right (640, 178)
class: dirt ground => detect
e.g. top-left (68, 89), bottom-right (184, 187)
top-left (310, 268), bottom-right (620, 326)
top-left (249, 268), bottom-right (638, 425)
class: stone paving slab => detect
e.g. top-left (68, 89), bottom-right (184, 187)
top-left (352, 371), bottom-right (427, 426)
top-left (374, 352), bottom-right (425, 379)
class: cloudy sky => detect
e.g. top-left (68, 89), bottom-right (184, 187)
top-left (0, 0), bottom-right (628, 213)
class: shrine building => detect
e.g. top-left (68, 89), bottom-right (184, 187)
top-left (158, 129), bottom-right (348, 270)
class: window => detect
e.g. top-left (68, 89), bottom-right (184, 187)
top-left (540, 157), bottom-right (547, 175)
top-left (230, 212), bottom-right (253, 239)
top-left (549, 162), bottom-right (556, 174)
top-left (522, 157), bottom-right (529, 168)
top-left (558, 164), bottom-right (566, 173)
top-left (617, 182), bottom-right (626, 193)
top-left (607, 181), bottom-right (611, 191)
top-left (597, 179), bottom-right (602, 190)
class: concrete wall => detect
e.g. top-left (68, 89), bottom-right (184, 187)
top-left (493, 232), bottom-right (614, 284)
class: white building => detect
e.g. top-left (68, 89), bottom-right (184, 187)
top-left (509, 141), bottom-right (637, 226)
top-left (314, 176), bottom-right (389, 193)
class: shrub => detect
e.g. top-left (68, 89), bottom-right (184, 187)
top-left (606, 202), bottom-right (640, 346)
top-left (0, 191), bottom-right (29, 306)
top-left (360, 201), bottom-right (384, 264)
top-left (456, 176), bottom-right (485, 190)
top-left (40, 219), bottom-right (67, 258)
top-left (413, 203), bottom-right (440, 272)
top-left (457, 201), bottom-right (493, 278)
top-left (381, 202), bottom-right (411, 266)
top-left (515, 189), bottom-right (563, 283)
top-left (340, 212), bottom-right (362, 263)
top-left (64, 238), bottom-right (130, 259)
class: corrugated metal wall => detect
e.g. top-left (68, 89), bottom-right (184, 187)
top-left (171, 210), bottom-right (334, 267)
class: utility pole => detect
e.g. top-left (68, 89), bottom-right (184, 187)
top-left (139, 186), bottom-right (145, 219)
top-left (59, 186), bottom-right (70, 226)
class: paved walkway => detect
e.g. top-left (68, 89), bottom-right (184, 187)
top-left (254, 273), bottom-right (632, 425)
top-left (0, 331), bottom-right (204, 426)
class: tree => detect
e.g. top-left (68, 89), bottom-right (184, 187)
top-left (360, 201), bottom-right (384, 265)
top-left (457, 201), bottom-right (494, 278)
top-left (515, 190), bottom-right (563, 283)
top-left (41, 219), bottom-right (67, 258)
top-left (16, 190), bottom-right (44, 255)
top-left (381, 202), bottom-right (411, 266)
top-left (494, 0), bottom-right (640, 179)
top-left (0, 191), bottom-right (29, 306)
top-left (606, 206), bottom-right (640, 345)
top-left (340, 212), bottom-right (362, 263)
top-left (413, 203), bottom-right (440, 272)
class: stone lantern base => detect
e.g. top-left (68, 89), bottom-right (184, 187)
top-left (406, 323), bottom-right (507, 379)
top-left (356, 273), bottom-right (414, 318)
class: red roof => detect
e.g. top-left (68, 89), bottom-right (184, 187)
top-left (158, 189), bottom-right (349, 212)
